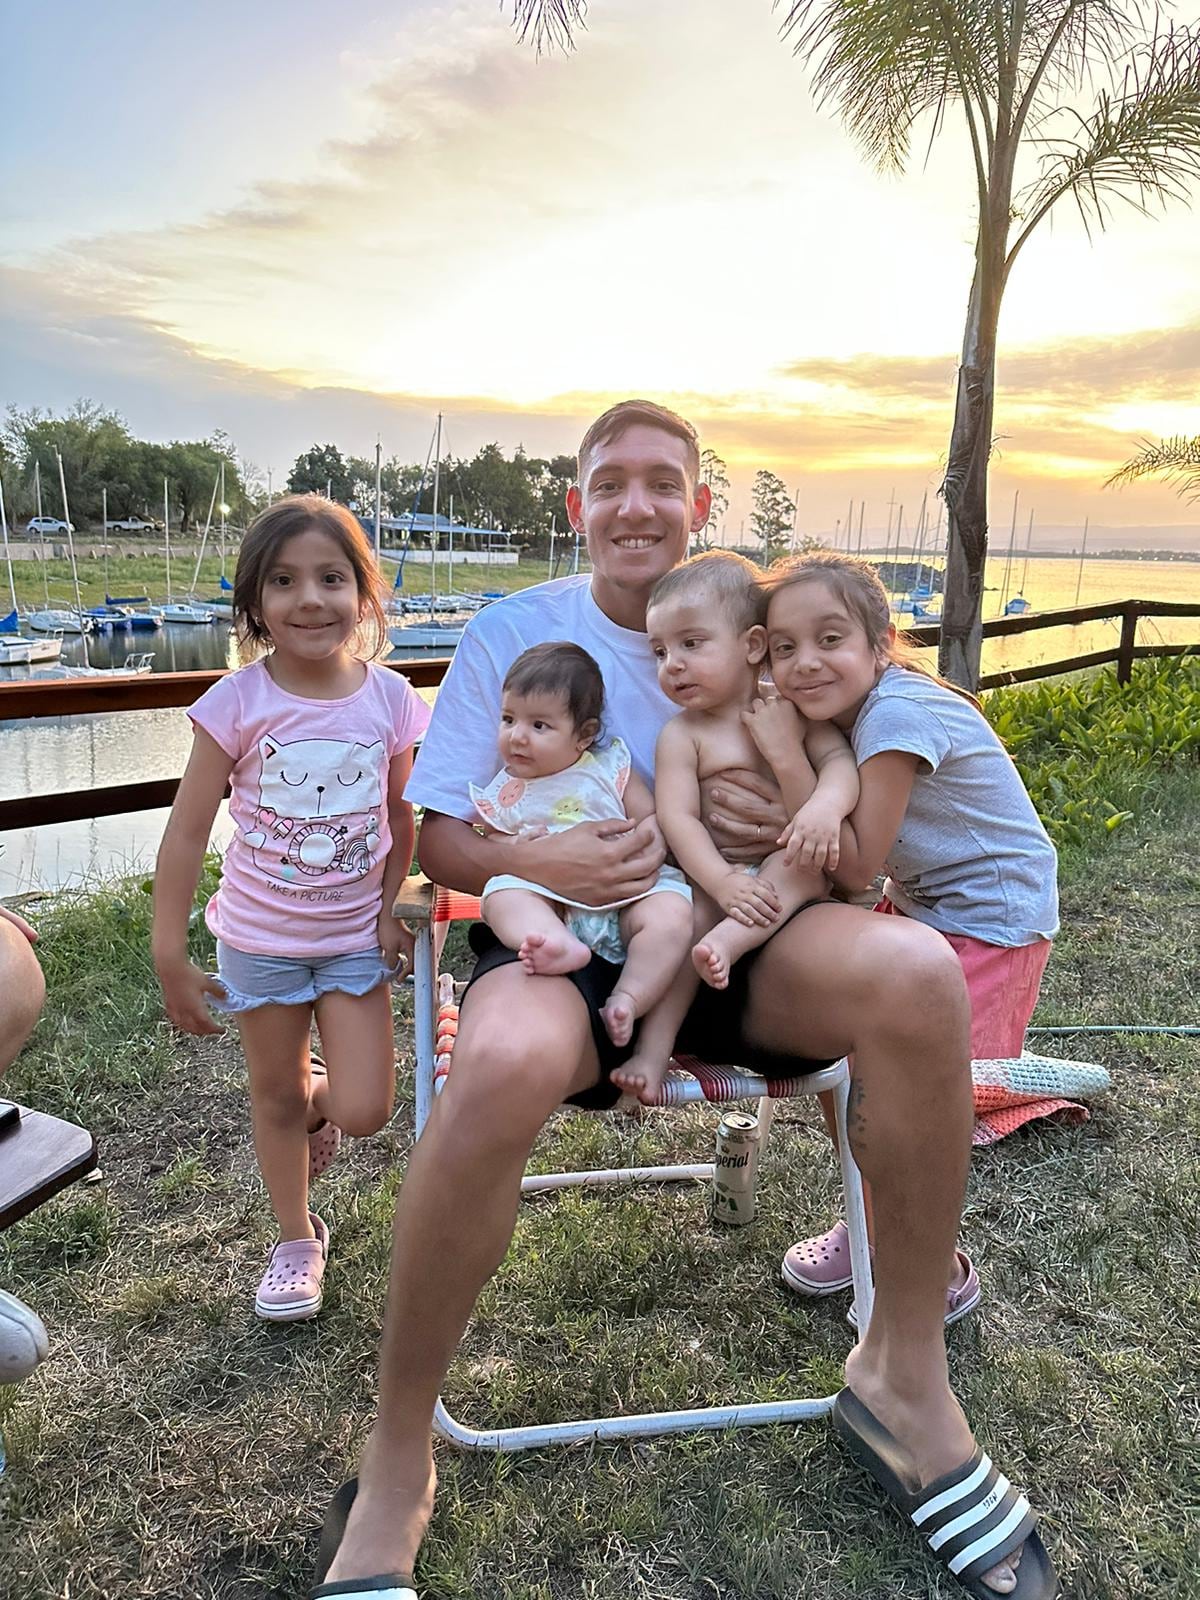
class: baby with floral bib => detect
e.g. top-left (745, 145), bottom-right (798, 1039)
top-left (470, 641), bottom-right (692, 1053)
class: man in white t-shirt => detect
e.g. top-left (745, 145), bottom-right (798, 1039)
top-left (317, 403), bottom-right (1038, 1599)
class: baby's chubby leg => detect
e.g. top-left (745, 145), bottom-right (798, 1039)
top-left (483, 887), bottom-right (590, 976)
top-left (601, 890), bottom-right (694, 1052)
top-left (693, 855), bottom-right (827, 991)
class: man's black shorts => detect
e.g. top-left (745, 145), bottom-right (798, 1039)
top-left (460, 900), bottom-right (840, 1110)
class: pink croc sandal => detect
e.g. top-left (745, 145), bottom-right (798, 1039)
top-left (781, 1220), bottom-right (861, 1296)
top-left (254, 1213), bottom-right (330, 1322)
top-left (307, 1057), bottom-right (343, 1183)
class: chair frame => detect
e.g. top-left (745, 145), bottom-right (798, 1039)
top-left (396, 875), bottom-right (874, 1453)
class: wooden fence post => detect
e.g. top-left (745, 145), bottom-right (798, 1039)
top-left (1117, 603), bottom-right (1139, 685)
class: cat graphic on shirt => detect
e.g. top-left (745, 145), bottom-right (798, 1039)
top-left (241, 733), bottom-right (384, 887)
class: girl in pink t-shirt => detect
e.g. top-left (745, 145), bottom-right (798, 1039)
top-left (152, 496), bottom-right (429, 1323)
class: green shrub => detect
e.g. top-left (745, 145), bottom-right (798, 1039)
top-left (984, 656), bottom-right (1199, 849)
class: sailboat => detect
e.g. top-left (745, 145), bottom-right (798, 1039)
top-left (185, 463), bottom-right (234, 618)
top-left (1, 477), bottom-right (63, 662)
top-left (1002, 506), bottom-right (1036, 616)
top-left (150, 477), bottom-right (213, 624)
top-left (20, 452), bottom-right (156, 680)
top-left (387, 415), bottom-right (466, 652)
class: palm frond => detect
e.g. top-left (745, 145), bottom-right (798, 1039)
top-left (1010, 22), bottom-right (1200, 258)
top-left (1106, 435), bottom-right (1200, 500)
top-left (778, 0), bottom-right (995, 173)
top-left (508, 0), bottom-right (587, 55)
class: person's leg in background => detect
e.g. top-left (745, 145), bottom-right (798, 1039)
top-left (0, 907), bottom-right (51, 1384)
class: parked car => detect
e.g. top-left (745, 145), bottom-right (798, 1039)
top-left (107, 516), bottom-right (160, 533)
top-left (26, 516), bottom-right (74, 536)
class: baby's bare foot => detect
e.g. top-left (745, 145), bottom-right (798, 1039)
top-left (518, 928), bottom-right (591, 976)
top-left (610, 1051), bottom-right (669, 1105)
top-left (692, 938), bottom-right (730, 990)
top-left (600, 989), bottom-right (638, 1047)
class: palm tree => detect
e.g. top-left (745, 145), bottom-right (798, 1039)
top-left (1107, 433), bottom-right (1200, 500)
top-left (779, 3), bottom-right (1200, 686)
top-left (507, 2), bottom-right (1200, 688)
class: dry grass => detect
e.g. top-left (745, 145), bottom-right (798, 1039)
top-left (1, 771), bottom-right (1197, 1599)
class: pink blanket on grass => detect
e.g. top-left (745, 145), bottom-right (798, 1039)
top-left (969, 1053), bottom-right (1110, 1146)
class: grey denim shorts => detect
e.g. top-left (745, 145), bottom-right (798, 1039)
top-left (213, 940), bottom-right (398, 1013)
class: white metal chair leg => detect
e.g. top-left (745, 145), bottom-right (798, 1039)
top-left (432, 1388), bottom-right (837, 1451)
top-left (756, 1093), bottom-right (777, 1153)
top-left (413, 924), bottom-right (437, 1136)
top-left (834, 1066), bottom-right (874, 1334)
top-left (403, 896), bottom-right (874, 1453)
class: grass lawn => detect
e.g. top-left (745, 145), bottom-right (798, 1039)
top-left (1, 770), bottom-right (1196, 1599)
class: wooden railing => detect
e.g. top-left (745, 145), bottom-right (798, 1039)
top-left (0, 600), bottom-right (1196, 835)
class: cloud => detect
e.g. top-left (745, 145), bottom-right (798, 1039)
top-left (6, 262), bottom-right (1197, 545)
top-left (780, 323), bottom-right (1200, 404)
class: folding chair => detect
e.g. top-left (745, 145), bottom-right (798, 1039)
top-left (395, 874), bottom-right (874, 1453)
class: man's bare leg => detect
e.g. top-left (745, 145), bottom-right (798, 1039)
top-left (692, 852), bottom-right (825, 989)
top-left (482, 886), bottom-right (591, 976)
top-left (322, 961), bottom-right (601, 1586)
top-left (746, 906), bottom-right (1023, 1594)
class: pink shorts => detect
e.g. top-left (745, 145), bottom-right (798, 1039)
top-left (873, 899), bottom-right (1051, 1058)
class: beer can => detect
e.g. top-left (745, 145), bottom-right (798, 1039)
top-left (710, 1110), bottom-right (761, 1226)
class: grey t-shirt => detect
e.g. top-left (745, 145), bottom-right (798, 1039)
top-left (851, 666), bottom-right (1058, 945)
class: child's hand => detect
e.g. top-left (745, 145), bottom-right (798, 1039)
top-left (717, 869), bottom-right (781, 928)
top-left (741, 696), bottom-right (805, 766)
top-left (157, 959), bottom-right (226, 1036)
top-left (378, 912), bottom-right (415, 978)
top-left (781, 802), bottom-right (843, 871)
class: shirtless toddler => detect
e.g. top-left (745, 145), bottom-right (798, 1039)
top-left (610, 551), bottom-right (859, 1103)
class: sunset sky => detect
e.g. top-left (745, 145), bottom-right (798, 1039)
top-left (4, 0), bottom-right (1199, 546)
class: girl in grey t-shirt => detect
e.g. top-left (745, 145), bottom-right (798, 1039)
top-left (765, 551), bottom-right (1057, 1318)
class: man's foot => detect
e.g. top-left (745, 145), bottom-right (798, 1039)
top-left (323, 1439), bottom-right (437, 1586)
top-left (692, 938), bottom-right (731, 990)
top-left (518, 928), bottom-right (591, 976)
top-left (609, 1050), bottom-right (670, 1105)
top-left (600, 989), bottom-right (638, 1048)
top-left (843, 1345), bottom-right (1025, 1594)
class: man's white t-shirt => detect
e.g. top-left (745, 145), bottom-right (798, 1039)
top-left (406, 575), bottom-right (676, 819)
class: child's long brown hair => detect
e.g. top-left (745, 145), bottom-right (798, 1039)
top-left (232, 494), bottom-right (388, 663)
top-left (763, 550), bottom-right (980, 707)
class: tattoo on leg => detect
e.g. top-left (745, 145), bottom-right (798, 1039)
top-left (848, 1079), bottom-right (867, 1151)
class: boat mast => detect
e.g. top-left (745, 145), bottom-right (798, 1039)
top-left (219, 459), bottom-right (227, 579)
top-left (1, 476), bottom-right (18, 614)
top-left (56, 448), bottom-right (89, 667)
top-left (1074, 517), bottom-right (1089, 607)
top-left (164, 477), bottom-right (172, 603)
top-left (998, 491), bottom-right (1020, 615)
top-left (1019, 508), bottom-right (1034, 596)
top-left (374, 439), bottom-right (382, 566)
top-left (35, 459), bottom-right (50, 605)
top-left (102, 487), bottom-right (109, 596)
top-left (429, 413), bottom-right (442, 624)
top-left (191, 470), bottom-right (220, 595)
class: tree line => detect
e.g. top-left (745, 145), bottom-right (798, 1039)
top-left (286, 441), bottom-right (580, 543)
top-left (2, 402), bottom-right (248, 531)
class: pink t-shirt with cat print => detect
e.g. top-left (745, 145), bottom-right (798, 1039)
top-left (189, 659), bottom-right (429, 957)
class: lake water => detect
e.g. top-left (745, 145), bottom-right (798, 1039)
top-left (2, 554), bottom-right (1197, 896)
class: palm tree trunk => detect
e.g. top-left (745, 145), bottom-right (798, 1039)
top-left (939, 195), bottom-right (1008, 689)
